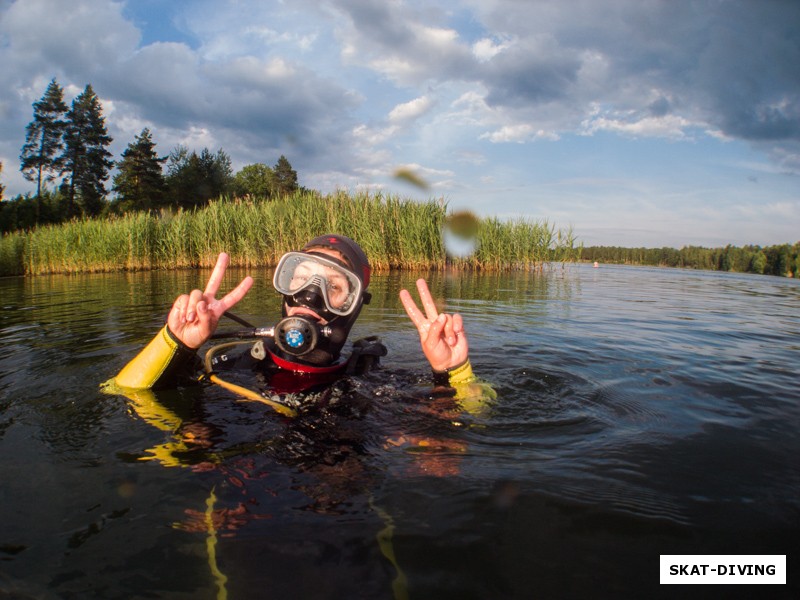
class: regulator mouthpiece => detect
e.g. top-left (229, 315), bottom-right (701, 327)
top-left (274, 316), bottom-right (332, 356)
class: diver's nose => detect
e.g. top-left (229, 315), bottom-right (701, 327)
top-left (294, 284), bottom-right (325, 310)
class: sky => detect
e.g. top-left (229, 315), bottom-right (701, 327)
top-left (0, 0), bottom-right (798, 248)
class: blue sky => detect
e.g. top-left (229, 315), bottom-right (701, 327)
top-left (1, 0), bottom-right (798, 247)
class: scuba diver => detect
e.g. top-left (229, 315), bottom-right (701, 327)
top-left (108, 234), bottom-right (492, 597)
top-left (113, 234), bottom-right (480, 409)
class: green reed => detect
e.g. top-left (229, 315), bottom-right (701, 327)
top-left (0, 191), bottom-right (578, 276)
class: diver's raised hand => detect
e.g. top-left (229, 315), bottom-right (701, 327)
top-left (167, 253), bottom-right (253, 349)
top-left (399, 278), bottom-right (469, 372)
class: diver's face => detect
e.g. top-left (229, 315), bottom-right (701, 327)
top-left (289, 260), bottom-right (351, 309)
top-left (285, 247), bottom-right (350, 324)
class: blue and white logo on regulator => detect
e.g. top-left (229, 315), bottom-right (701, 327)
top-left (285, 328), bottom-right (305, 348)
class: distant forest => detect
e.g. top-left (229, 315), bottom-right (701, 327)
top-left (581, 244), bottom-right (800, 278)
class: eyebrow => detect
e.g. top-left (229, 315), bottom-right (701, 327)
top-left (326, 273), bottom-right (348, 285)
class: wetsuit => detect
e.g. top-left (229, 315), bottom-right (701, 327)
top-left (113, 323), bottom-right (387, 398)
top-left (115, 319), bottom-right (479, 388)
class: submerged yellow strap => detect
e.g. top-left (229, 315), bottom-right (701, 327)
top-left (202, 341), bottom-right (298, 417)
top-left (370, 498), bottom-right (409, 600)
top-left (115, 326), bottom-right (181, 389)
top-left (204, 487), bottom-right (229, 600)
top-left (208, 374), bottom-right (298, 418)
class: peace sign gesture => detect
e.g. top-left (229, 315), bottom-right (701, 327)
top-left (399, 278), bottom-right (469, 372)
top-left (168, 253), bottom-right (253, 349)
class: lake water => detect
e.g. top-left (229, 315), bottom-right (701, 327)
top-left (0, 263), bottom-right (798, 599)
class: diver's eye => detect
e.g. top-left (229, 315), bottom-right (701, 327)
top-left (290, 275), bottom-right (309, 290)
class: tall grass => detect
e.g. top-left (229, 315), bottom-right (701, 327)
top-left (0, 191), bottom-right (578, 276)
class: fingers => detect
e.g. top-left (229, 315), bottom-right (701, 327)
top-left (441, 313), bottom-right (456, 346)
top-left (194, 298), bottom-right (213, 331)
top-left (185, 289), bottom-right (205, 322)
top-left (169, 294), bottom-right (190, 329)
top-left (212, 276), bottom-right (254, 317)
top-left (399, 288), bottom-right (426, 329)
top-left (400, 278), bottom-right (470, 371)
top-left (452, 313), bottom-right (464, 337)
top-left (400, 279), bottom-right (441, 326)
top-left (415, 279), bottom-right (440, 321)
top-left (169, 290), bottom-right (208, 327)
top-left (401, 280), bottom-right (456, 345)
top-left (202, 254), bottom-right (253, 317)
top-left (166, 257), bottom-right (249, 349)
top-left (428, 313), bottom-right (460, 347)
top-left (203, 252), bottom-right (230, 298)
top-left (425, 314), bottom-right (447, 350)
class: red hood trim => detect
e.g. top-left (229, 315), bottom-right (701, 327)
top-left (267, 347), bottom-right (347, 374)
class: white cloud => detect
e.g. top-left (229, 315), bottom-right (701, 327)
top-left (367, 57), bottom-right (419, 83)
top-left (472, 37), bottom-right (512, 62)
top-left (581, 114), bottom-right (695, 140)
top-left (215, 56), bottom-right (296, 83)
top-left (388, 96), bottom-right (435, 124)
top-left (245, 26), bottom-right (318, 51)
top-left (415, 24), bottom-right (459, 47)
top-left (450, 91), bottom-right (491, 120)
top-left (352, 124), bottom-right (396, 147)
top-left (178, 126), bottom-right (217, 150)
top-left (480, 124), bottom-right (559, 143)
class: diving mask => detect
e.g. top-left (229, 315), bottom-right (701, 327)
top-left (273, 252), bottom-right (363, 317)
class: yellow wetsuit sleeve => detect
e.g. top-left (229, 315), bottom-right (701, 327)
top-left (433, 359), bottom-right (496, 415)
top-left (444, 360), bottom-right (476, 385)
top-left (115, 325), bottom-right (195, 389)
top-left (433, 359), bottom-right (477, 386)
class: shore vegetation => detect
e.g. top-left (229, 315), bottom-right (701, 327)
top-left (582, 244), bottom-right (799, 278)
top-left (0, 191), bottom-right (579, 276)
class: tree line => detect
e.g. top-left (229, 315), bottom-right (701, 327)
top-left (1, 79), bottom-right (300, 233)
top-left (582, 243), bottom-right (800, 278)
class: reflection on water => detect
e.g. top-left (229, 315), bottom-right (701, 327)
top-left (1, 264), bottom-right (798, 599)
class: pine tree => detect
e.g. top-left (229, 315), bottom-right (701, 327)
top-left (273, 155), bottom-right (298, 198)
top-left (198, 148), bottom-right (233, 201)
top-left (166, 146), bottom-right (233, 208)
top-left (112, 128), bottom-right (167, 211)
top-left (19, 79), bottom-right (69, 217)
top-left (166, 145), bottom-right (197, 208)
top-left (61, 85), bottom-right (114, 217)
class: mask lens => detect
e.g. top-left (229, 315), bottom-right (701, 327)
top-left (274, 252), bottom-right (361, 316)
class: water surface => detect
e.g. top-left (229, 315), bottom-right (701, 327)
top-left (1, 264), bottom-right (798, 599)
